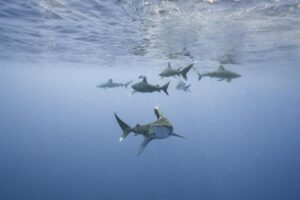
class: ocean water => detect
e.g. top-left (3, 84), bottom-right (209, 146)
top-left (1, 0), bottom-right (300, 200)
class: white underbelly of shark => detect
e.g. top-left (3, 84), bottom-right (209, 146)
top-left (151, 126), bottom-right (171, 139)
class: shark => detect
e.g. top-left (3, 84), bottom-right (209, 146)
top-left (114, 107), bottom-right (187, 156)
top-left (97, 79), bottom-right (133, 89)
top-left (159, 62), bottom-right (194, 80)
top-left (131, 76), bottom-right (170, 95)
top-left (176, 81), bottom-right (191, 92)
top-left (196, 64), bottom-right (241, 83)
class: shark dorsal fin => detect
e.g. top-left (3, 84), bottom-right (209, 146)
top-left (108, 78), bottom-right (113, 83)
top-left (218, 64), bottom-right (225, 71)
top-left (138, 75), bottom-right (148, 83)
top-left (142, 77), bottom-right (148, 83)
top-left (154, 106), bottom-right (162, 119)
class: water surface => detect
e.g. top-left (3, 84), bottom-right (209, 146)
top-left (1, 0), bottom-right (300, 200)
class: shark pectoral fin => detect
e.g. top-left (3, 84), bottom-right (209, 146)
top-left (129, 90), bottom-right (136, 96)
top-left (138, 137), bottom-right (154, 156)
top-left (171, 133), bottom-right (188, 140)
top-left (218, 78), bottom-right (225, 82)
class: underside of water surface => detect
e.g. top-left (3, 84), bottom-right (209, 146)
top-left (1, 1), bottom-right (300, 200)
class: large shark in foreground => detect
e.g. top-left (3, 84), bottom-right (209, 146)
top-left (196, 64), bottom-right (241, 82)
top-left (159, 62), bottom-right (194, 80)
top-left (131, 76), bottom-right (170, 95)
top-left (114, 107), bottom-right (187, 156)
top-left (97, 79), bottom-right (133, 89)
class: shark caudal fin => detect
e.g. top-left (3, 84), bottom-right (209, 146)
top-left (124, 80), bottom-right (133, 88)
top-left (197, 72), bottom-right (202, 81)
top-left (192, 66), bottom-right (202, 81)
top-left (114, 113), bottom-right (131, 142)
top-left (161, 81), bottom-right (170, 96)
top-left (180, 64), bottom-right (193, 80)
top-left (185, 84), bottom-right (191, 92)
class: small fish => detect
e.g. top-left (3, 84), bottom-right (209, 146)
top-left (176, 81), bottom-right (191, 92)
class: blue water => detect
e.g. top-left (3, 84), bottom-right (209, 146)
top-left (1, 0), bottom-right (300, 200)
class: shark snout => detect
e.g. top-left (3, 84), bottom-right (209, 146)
top-left (159, 72), bottom-right (165, 76)
top-left (234, 73), bottom-right (242, 78)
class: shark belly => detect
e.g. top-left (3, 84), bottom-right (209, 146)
top-left (152, 126), bottom-right (171, 139)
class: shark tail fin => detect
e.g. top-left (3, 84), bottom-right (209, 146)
top-left (114, 113), bottom-right (131, 142)
top-left (185, 84), bottom-right (191, 92)
top-left (192, 66), bottom-right (202, 81)
top-left (161, 81), bottom-right (170, 96)
top-left (124, 80), bottom-right (133, 88)
top-left (197, 72), bottom-right (202, 81)
top-left (180, 64), bottom-right (194, 80)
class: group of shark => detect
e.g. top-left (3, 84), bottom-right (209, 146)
top-left (97, 62), bottom-right (241, 95)
top-left (97, 62), bottom-right (241, 155)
